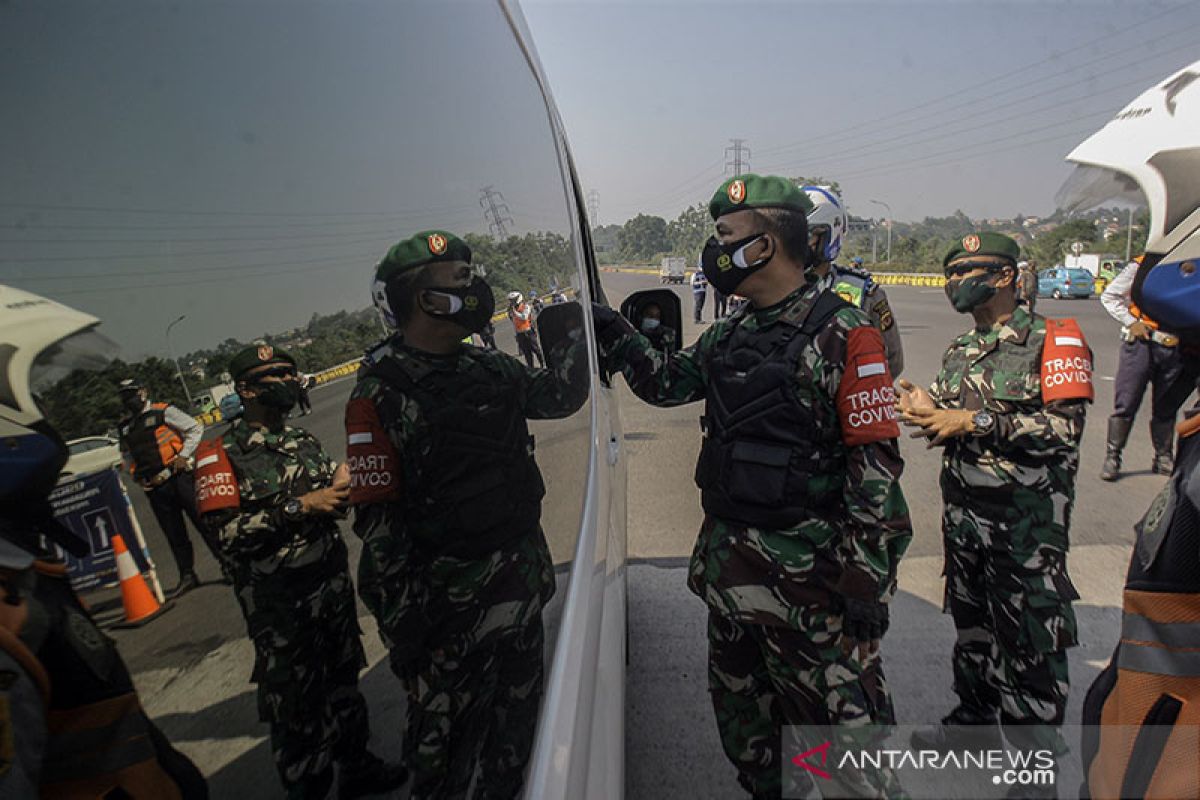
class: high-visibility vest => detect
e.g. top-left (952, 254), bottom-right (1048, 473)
top-left (119, 403), bottom-right (185, 480)
top-left (1129, 300), bottom-right (1162, 331)
top-left (510, 304), bottom-right (533, 333)
top-left (1083, 425), bottom-right (1200, 799)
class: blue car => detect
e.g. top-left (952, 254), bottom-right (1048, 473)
top-left (1038, 266), bottom-right (1095, 299)
top-left (218, 392), bottom-right (243, 421)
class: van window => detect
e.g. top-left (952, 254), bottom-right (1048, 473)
top-left (2, 2), bottom-right (594, 792)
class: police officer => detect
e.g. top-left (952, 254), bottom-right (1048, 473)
top-left (803, 185), bottom-right (904, 377)
top-left (1061, 58), bottom-right (1200, 798)
top-left (897, 233), bottom-right (1091, 773)
top-left (506, 291), bottom-right (545, 368)
top-left (594, 175), bottom-right (911, 798)
top-left (0, 285), bottom-right (206, 799)
top-left (195, 344), bottom-right (404, 800)
top-left (690, 265), bottom-right (708, 323)
top-left (347, 230), bottom-right (587, 799)
top-left (116, 378), bottom-right (216, 594)
top-left (1099, 256), bottom-right (1194, 480)
top-left (1017, 260), bottom-right (1039, 315)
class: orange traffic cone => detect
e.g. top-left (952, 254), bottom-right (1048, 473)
top-left (112, 534), bottom-right (171, 627)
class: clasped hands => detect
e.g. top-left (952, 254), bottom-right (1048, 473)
top-left (893, 379), bottom-right (976, 447)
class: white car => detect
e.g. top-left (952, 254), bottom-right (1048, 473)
top-left (62, 435), bottom-right (122, 478)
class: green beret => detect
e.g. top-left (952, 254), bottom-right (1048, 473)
top-left (375, 230), bottom-right (471, 283)
top-left (708, 174), bottom-right (815, 221)
top-left (942, 232), bottom-right (1021, 270)
top-left (229, 344), bottom-right (296, 381)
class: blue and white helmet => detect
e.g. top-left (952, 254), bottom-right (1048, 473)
top-left (802, 185), bottom-right (848, 263)
top-left (371, 276), bottom-right (398, 330)
top-left (1058, 59), bottom-right (1200, 341)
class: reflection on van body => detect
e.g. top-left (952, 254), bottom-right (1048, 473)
top-left (2, 2), bottom-right (622, 797)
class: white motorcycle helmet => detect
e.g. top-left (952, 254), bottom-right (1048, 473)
top-left (802, 185), bottom-right (848, 264)
top-left (1057, 59), bottom-right (1200, 338)
top-left (0, 285), bottom-right (115, 554)
top-left (508, 291), bottom-right (523, 305)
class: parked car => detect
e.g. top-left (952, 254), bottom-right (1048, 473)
top-left (1038, 266), bottom-right (1095, 299)
top-left (219, 391), bottom-right (244, 421)
top-left (62, 435), bottom-right (123, 477)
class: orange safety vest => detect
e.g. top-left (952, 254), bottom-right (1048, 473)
top-left (510, 304), bottom-right (533, 334)
top-left (1129, 300), bottom-right (1161, 331)
top-left (0, 561), bottom-right (196, 799)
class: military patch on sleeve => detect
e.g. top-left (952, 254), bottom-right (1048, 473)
top-left (345, 397), bottom-right (403, 504)
top-left (836, 327), bottom-right (900, 445)
top-left (872, 299), bottom-right (894, 332)
top-left (1040, 318), bottom-right (1094, 403)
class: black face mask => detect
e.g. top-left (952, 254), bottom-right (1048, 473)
top-left (422, 276), bottom-right (497, 334)
top-left (252, 380), bottom-right (300, 411)
top-left (700, 233), bottom-right (771, 296)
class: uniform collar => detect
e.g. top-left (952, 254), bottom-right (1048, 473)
top-left (995, 305), bottom-right (1034, 345)
top-left (231, 419), bottom-right (292, 452)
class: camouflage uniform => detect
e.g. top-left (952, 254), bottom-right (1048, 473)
top-left (204, 420), bottom-right (371, 799)
top-left (816, 263), bottom-right (904, 378)
top-left (601, 282), bottom-right (912, 798)
top-left (929, 306), bottom-right (1087, 745)
top-left (643, 323), bottom-right (678, 353)
top-left (349, 338), bottom-right (586, 800)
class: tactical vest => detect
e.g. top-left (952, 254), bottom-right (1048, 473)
top-left (369, 352), bottom-right (545, 559)
top-left (694, 291), bottom-right (849, 529)
top-left (0, 559), bottom-right (205, 799)
top-left (1083, 424), bottom-right (1200, 799)
top-left (119, 404), bottom-right (184, 481)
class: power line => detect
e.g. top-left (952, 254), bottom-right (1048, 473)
top-left (757, 33), bottom-right (1200, 176)
top-left (755, 3), bottom-right (1193, 159)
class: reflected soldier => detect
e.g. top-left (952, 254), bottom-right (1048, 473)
top-left (196, 345), bottom-right (404, 800)
top-left (898, 233), bottom-right (1091, 777)
top-left (803, 186), bottom-right (904, 378)
top-left (348, 230), bottom-right (587, 799)
top-left (638, 301), bottom-right (677, 353)
top-left (594, 176), bottom-right (911, 798)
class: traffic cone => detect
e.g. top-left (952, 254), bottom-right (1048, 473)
top-left (111, 534), bottom-right (171, 627)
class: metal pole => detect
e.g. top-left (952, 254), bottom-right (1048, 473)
top-left (872, 223), bottom-right (878, 263)
top-left (165, 315), bottom-right (193, 407)
top-left (870, 200), bottom-right (893, 262)
top-left (1125, 207), bottom-right (1135, 262)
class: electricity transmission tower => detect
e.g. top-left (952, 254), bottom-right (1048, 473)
top-left (725, 139), bottom-right (750, 176)
top-left (586, 190), bottom-right (600, 227)
top-left (479, 186), bottom-right (514, 239)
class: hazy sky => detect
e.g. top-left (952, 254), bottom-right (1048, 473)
top-left (2, 0), bottom-right (1195, 361)
top-left (522, 0), bottom-right (1198, 224)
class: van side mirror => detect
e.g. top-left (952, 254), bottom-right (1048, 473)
top-left (620, 289), bottom-right (683, 352)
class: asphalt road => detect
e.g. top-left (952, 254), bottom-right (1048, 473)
top-left (98, 270), bottom-right (1189, 798)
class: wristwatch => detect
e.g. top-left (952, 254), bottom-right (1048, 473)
top-left (971, 410), bottom-right (996, 436)
top-left (282, 497), bottom-right (305, 521)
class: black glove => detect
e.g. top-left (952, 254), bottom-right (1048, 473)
top-left (591, 302), bottom-right (636, 347)
top-left (841, 597), bottom-right (889, 642)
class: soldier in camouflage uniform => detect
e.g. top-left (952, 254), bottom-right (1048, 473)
top-left (897, 233), bottom-right (1091, 769)
top-left (593, 175), bottom-right (911, 799)
top-left (803, 186), bottom-right (904, 377)
top-left (198, 345), bottom-right (405, 800)
top-left (349, 231), bottom-right (588, 800)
